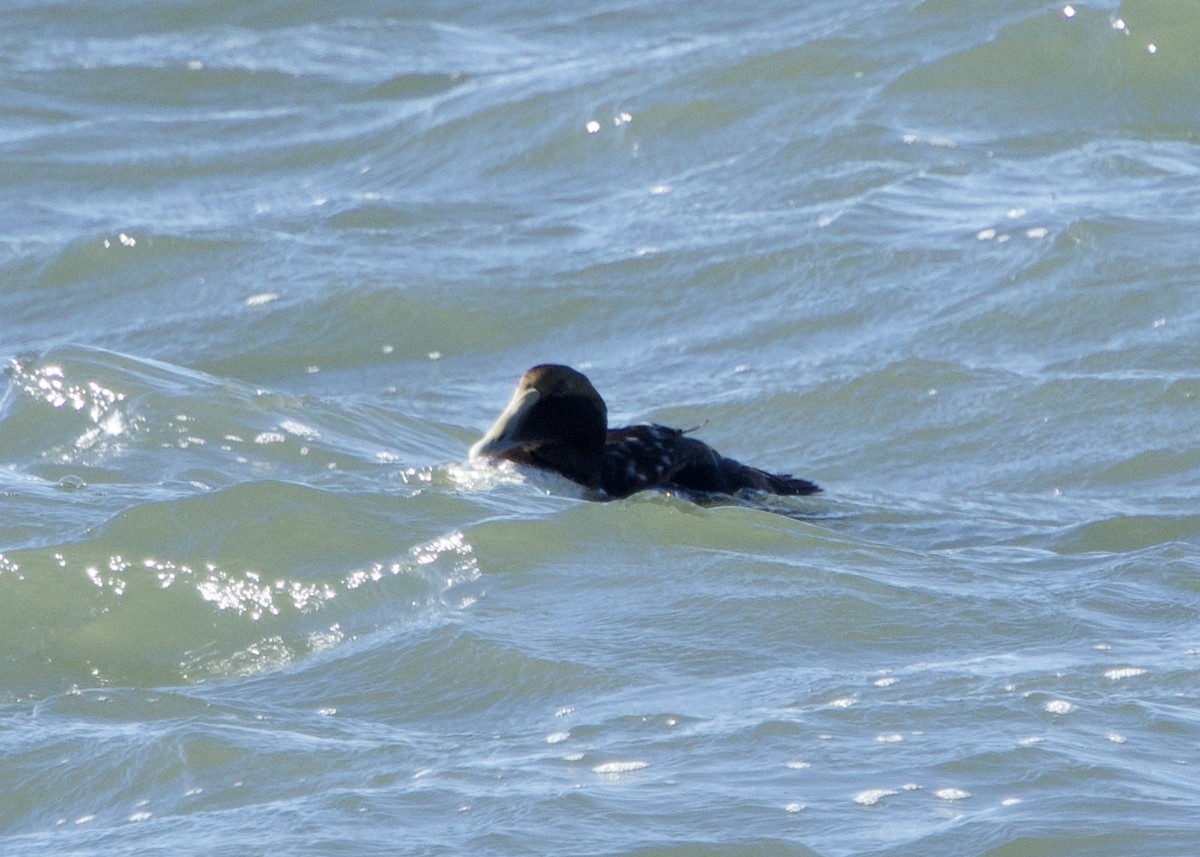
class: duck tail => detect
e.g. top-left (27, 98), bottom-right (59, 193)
top-left (760, 470), bottom-right (821, 496)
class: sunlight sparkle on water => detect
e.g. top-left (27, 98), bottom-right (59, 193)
top-left (854, 788), bottom-right (896, 806)
top-left (279, 419), bottom-right (320, 440)
top-left (593, 761), bottom-right (648, 775)
top-left (1104, 667), bottom-right (1146, 680)
top-left (936, 788), bottom-right (970, 801)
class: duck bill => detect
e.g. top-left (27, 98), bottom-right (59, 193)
top-left (469, 387), bottom-right (540, 459)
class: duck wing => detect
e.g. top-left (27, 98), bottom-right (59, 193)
top-left (598, 425), bottom-right (819, 499)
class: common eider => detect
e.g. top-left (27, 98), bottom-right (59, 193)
top-left (470, 364), bottom-right (820, 500)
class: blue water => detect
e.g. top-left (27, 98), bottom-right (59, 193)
top-left (3, 1), bottom-right (1199, 854)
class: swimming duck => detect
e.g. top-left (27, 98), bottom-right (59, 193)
top-left (470, 364), bottom-right (819, 500)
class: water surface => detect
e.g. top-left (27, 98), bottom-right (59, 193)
top-left (2, 1), bottom-right (1199, 854)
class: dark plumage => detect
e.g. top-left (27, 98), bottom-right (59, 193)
top-left (470, 364), bottom-right (820, 500)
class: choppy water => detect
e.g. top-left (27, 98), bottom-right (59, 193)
top-left (3, 1), bottom-right (1199, 854)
